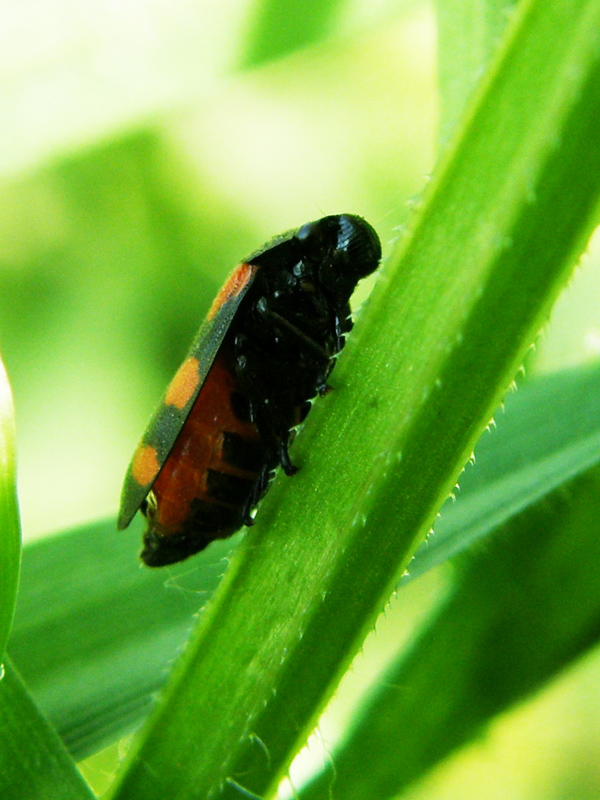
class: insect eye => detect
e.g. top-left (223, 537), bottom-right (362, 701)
top-left (295, 220), bottom-right (328, 262)
top-left (334, 215), bottom-right (382, 280)
top-left (296, 220), bottom-right (319, 243)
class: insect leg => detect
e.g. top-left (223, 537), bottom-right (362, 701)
top-left (242, 462), bottom-right (275, 525)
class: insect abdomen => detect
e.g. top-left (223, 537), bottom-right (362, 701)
top-left (141, 353), bottom-right (269, 566)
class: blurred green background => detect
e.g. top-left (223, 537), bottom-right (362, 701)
top-left (0, 0), bottom-right (436, 540)
top-left (2, 0), bottom-right (600, 797)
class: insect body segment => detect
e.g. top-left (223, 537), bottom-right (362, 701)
top-left (141, 353), bottom-right (269, 565)
top-left (119, 214), bottom-right (381, 566)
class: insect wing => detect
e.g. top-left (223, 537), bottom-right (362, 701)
top-left (118, 263), bottom-right (259, 530)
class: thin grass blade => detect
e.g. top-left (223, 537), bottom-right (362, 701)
top-left (0, 659), bottom-right (95, 800)
top-left (0, 356), bottom-right (20, 659)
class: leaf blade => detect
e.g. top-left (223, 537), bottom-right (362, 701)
top-left (299, 463), bottom-right (600, 800)
top-left (409, 363), bottom-right (600, 580)
top-left (0, 659), bottom-right (95, 800)
top-left (241, 0), bottom-right (348, 67)
top-left (0, 355), bottom-right (20, 660)
top-left (9, 519), bottom-right (236, 759)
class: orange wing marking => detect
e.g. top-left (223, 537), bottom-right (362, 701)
top-left (165, 357), bottom-right (201, 410)
top-left (132, 444), bottom-right (161, 487)
top-left (207, 263), bottom-right (256, 320)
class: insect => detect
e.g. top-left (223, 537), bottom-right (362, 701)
top-left (118, 214), bottom-right (381, 566)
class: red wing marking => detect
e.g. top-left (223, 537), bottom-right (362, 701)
top-left (151, 352), bottom-right (260, 533)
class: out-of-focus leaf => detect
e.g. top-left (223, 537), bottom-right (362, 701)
top-left (9, 518), bottom-right (236, 759)
top-left (0, 355), bottom-right (20, 659)
top-left (0, 658), bottom-right (94, 800)
top-left (408, 363), bottom-right (600, 580)
top-left (241, 0), bottom-right (347, 67)
top-left (299, 464), bottom-right (600, 800)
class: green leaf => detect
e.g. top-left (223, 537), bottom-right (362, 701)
top-left (240, 0), bottom-right (347, 68)
top-left (298, 464), bottom-right (600, 800)
top-left (0, 659), bottom-right (94, 800)
top-left (409, 363), bottom-right (600, 580)
top-left (104, 2), bottom-right (600, 798)
top-left (0, 355), bottom-right (20, 660)
top-left (10, 364), bottom-right (600, 763)
top-left (435, 0), bottom-right (519, 141)
top-left (9, 519), bottom-right (237, 759)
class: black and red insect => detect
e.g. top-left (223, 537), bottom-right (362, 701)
top-left (118, 214), bottom-right (381, 566)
